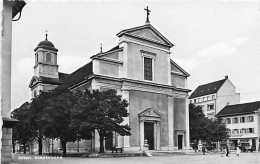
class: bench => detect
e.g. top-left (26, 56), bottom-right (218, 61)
top-left (112, 146), bottom-right (123, 153)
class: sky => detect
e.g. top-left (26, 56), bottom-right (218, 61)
top-left (11, 0), bottom-right (260, 110)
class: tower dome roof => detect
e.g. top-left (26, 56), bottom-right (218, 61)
top-left (37, 39), bottom-right (55, 48)
top-left (34, 33), bottom-right (58, 52)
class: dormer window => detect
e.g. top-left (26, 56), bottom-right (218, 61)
top-left (46, 53), bottom-right (51, 63)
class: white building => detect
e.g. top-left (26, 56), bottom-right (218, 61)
top-left (215, 101), bottom-right (260, 151)
top-left (189, 76), bottom-right (240, 118)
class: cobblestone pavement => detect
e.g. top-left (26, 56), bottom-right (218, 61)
top-left (12, 152), bottom-right (260, 164)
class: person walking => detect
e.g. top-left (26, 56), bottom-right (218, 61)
top-left (226, 146), bottom-right (229, 157)
top-left (202, 145), bottom-right (206, 155)
top-left (236, 147), bottom-right (241, 157)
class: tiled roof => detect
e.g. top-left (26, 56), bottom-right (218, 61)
top-left (60, 61), bottom-right (93, 88)
top-left (216, 101), bottom-right (260, 117)
top-left (107, 45), bottom-right (120, 53)
top-left (189, 78), bottom-right (227, 99)
top-left (90, 45), bottom-right (121, 59)
top-left (58, 72), bottom-right (70, 83)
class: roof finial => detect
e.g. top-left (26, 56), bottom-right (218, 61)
top-left (100, 43), bottom-right (102, 53)
top-left (144, 6), bottom-right (151, 24)
top-left (45, 29), bottom-right (48, 40)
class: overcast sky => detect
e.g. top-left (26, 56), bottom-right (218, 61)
top-left (11, 0), bottom-right (260, 110)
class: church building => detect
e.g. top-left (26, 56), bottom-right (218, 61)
top-left (29, 7), bottom-right (191, 152)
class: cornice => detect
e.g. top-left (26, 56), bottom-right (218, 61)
top-left (93, 57), bottom-right (123, 65)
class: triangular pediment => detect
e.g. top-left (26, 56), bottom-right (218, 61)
top-left (117, 24), bottom-right (173, 48)
top-left (29, 76), bottom-right (39, 88)
top-left (170, 59), bottom-right (190, 77)
top-left (130, 29), bottom-right (163, 43)
top-left (138, 108), bottom-right (163, 118)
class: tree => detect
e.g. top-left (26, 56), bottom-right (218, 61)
top-left (11, 102), bottom-right (35, 154)
top-left (204, 118), bottom-right (229, 144)
top-left (189, 104), bottom-right (207, 143)
top-left (41, 87), bottom-right (86, 157)
top-left (75, 89), bottom-right (131, 153)
top-left (29, 91), bottom-right (51, 155)
top-left (189, 104), bottom-right (228, 148)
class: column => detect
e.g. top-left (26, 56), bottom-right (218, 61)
top-left (167, 96), bottom-right (174, 150)
top-left (140, 121), bottom-right (144, 151)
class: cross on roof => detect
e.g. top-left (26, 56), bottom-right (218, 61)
top-left (45, 29), bottom-right (48, 40)
top-left (144, 6), bottom-right (151, 23)
top-left (100, 43), bottom-right (102, 53)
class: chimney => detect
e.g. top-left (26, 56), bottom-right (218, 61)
top-left (225, 75), bottom-right (228, 79)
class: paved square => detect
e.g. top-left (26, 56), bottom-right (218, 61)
top-left (12, 152), bottom-right (260, 164)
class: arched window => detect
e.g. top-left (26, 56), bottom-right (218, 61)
top-left (34, 90), bottom-right (37, 98)
top-left (46, 53), bottom-right (51, 62)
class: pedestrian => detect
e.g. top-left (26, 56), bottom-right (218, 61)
top-left (221, 147), bottom-right (225, 157)
top-left (236, 147), bottom-right (241, 157)
top-left (202, 145), bottom-right (206, 155)
top-left (226, 146), bottom-right (229, 157)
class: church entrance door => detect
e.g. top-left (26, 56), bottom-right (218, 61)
top-left (178, 135), bottom-right (183, 149)
top-left (144, 122), bottom-right (154, 150)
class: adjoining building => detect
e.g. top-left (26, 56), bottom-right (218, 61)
top-left (189, 76), bottom-right (240, 119)
top-left (215, 101), bottom-right (260, 152)
top-left (28, 8), bottom-right (191, 153)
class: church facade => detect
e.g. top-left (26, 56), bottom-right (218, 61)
top-left (29, 16), bottom-right (190, 152)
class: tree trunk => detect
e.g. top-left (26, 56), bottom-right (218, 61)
top-left (38, 137), bottom-right (43, 155)
top-left (12, 141), bottom-right (15, 153)
top-left (99, 134), bottom-right (105, 153)
top-left (23, 143), bottom-right (26, 154)
top-left (61, 140), bottom-right (67, 157)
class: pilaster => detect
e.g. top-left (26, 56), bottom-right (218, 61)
top-left (167, 96), bottom-right (174, 150)
top-left (140, 121), bottom-right (144, 151)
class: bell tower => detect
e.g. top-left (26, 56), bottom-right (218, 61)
top-left (29, 33), bottom-right (61, 98)
top-left (34, 32), bottom-right (59, 78)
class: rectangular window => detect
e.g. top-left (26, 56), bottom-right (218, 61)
top-left (240, 117), bottom-right (245, 123)
top-left (249, 128), bottom-right (254, 133)
top-left (232, 117), bottom-right (238, 124)
top-left (203, 97), bottom-right (206, 101)
top-left (207, 104), bottom-right (214, 111)
top-left (212, 95), bottom-right (215, 99)
top-left (247, 116), bottom-right (254, 122)
top-left (226, 118), bottom-right (231, 124)
top-left (144, 57), bottom-right (153, 81)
